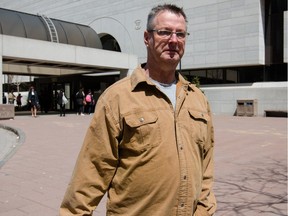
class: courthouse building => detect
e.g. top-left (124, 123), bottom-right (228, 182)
top-left (0, 0), bottom-right (287, 115)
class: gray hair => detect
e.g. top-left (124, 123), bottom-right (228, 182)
top-left (146, 4), bottom-right (188, 30)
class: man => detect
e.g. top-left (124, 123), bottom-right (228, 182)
top-left (60, 4), bottom-right (217, 215)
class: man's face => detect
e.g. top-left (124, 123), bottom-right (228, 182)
top-left (144, 11), bottom-right (187, 66)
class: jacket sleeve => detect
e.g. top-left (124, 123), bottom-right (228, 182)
top-left (60, 96), bottom-right (119, 215)
top-left (194, 102), bottom-right (217, 216)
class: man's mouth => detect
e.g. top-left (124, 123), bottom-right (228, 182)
top-left (165, 49), bottom-right (178, 54)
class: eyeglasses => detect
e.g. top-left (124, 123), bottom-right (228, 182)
top-left (148, 29), bottom-right (189, 39)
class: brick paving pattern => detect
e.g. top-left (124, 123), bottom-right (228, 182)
top-left (0, 114), bottom-right (287, 216)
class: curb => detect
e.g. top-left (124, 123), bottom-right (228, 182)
top-left (0, 124), bottom-right (26, 168)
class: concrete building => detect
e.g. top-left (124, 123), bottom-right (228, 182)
top-left (0, 0), bottom-right (287, 115)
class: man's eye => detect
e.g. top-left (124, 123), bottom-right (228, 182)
top-left (158, 30), bottom-right (171, 36)
top-left (176, 32), bottom-right (186, 38)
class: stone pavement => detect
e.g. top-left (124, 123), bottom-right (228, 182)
top-left (0, 113), bottom-right (287, 216)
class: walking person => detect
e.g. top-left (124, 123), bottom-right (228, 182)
top-left (75, 87), bottom-right (85, 116)
top-left (60, 4), bottom-right (217, 216)
top-left (57, 89), bottom-right (67, 117)
top-left (28, 86), bottom-right (39, 117)
top-left (85, 89), bottom-right (94, 115)
top-left (16, 93), bottom-right (22, 109)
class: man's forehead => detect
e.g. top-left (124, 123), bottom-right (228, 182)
top-left (153, 11), bottom-right (186, 27)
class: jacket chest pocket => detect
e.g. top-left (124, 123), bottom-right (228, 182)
top-left (186, 110), bottom-right (209, 146)
top-left (121, 112), bottom-right (161, 152)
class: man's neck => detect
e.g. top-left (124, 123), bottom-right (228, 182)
top-left (144, 63), bottom-right (177, 84)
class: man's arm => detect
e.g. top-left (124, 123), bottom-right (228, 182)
top-left (60, 98), bottom-right (119, 215)
top-left (194, 103), bottom-right (217, 216)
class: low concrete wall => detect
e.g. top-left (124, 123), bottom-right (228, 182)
top-left (0, 104), bottom-right (15, 120)
top-left (202, 82), bottom-right (287, 116)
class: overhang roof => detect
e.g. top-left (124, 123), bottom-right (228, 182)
top-left (0, 7), bottom-right (102, 49)
top-left (0, 8), bottom-right (138, 77)
top-left (1, 34), bottom-right (137, 76)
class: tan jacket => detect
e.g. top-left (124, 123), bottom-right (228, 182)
top-left (60, 65), bottom-right (217, 216)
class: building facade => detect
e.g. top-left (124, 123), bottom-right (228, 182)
top-left (1, 0), bottom-right (287, 115)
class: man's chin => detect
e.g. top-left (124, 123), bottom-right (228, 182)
top-left (164, 55), bottom-right (180, 63)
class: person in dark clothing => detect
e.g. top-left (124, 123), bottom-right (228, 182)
top-left (57, 89), bottom-right (67, 117)
top-left (2, 92), bottom-right (7, 104)
top-left (16, 93), bottom-right (22, 109)
top-left (28, 86), bottom-right (39, 117)
top-left (75, 87), bottom-right (85, 116)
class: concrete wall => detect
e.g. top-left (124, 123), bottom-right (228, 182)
top-left (202, 82), bottom-right (287, 116)
top-left (1, 1), bottom-right (287, 115)
top-left (183, 0), bottom-right (265, 69)
top-left (1, 0), bottom-right (266, 69)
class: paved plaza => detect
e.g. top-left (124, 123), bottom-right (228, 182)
top-left (0, 113), bottom-right (287, 216)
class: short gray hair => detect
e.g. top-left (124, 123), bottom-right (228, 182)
top-left (146, 4), bottom-right (188, 31)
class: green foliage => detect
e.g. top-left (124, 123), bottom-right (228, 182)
top-left (191, 76), bottom-right (201, 88)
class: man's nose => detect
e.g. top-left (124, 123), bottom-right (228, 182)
top-left (169, 32), bottom-right (179, 42)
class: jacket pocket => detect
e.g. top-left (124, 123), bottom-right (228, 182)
top-left (187, 109), bottom-right (209, 145)
top-left (121, 111), bottom-right (161, 152)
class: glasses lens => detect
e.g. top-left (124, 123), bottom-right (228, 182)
top-left (154, 30), bottom-right (187, 39)
top-left (150, 29), bottom-right (188, 39)
top-left (176, 32), bottom-right (186, 39)
top-left (157, 30), bottom-right (172, 37)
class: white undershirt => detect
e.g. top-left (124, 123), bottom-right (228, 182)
top-left (150, 78), bottom-right (177, 109)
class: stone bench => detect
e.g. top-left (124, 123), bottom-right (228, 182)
top-left (0, 104), bottom-right (15, 120)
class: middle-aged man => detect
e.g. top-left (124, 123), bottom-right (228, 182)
top-left (60, 3), bottom-right (217, 216)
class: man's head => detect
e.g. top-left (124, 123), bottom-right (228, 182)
top-left (144, 4), bottom-right (188, 69)
top-left (146, 4), bottom-right (188, 30)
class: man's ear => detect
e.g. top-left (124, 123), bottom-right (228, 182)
top-left (144, 31), bottom-right (149, 47)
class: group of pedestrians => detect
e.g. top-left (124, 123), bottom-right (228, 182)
top-left (3, 87), bottom-right (40, 117)
top-left (7, 90), bottom-right (23, 109)
top-left (75, 88), bottom-right (95, 116)
top-left (56, 87), bottom-right (96, 117)
top-left (3, 86), bottom-right (97, 117)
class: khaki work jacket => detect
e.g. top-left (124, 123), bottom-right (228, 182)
top-left (60, 65), bottom-right (217, 216)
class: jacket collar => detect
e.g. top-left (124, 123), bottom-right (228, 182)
top-left (130, 65), bottom-right (195, 92)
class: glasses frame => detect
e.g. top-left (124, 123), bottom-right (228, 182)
top-left (148, 29), bottom-right (190, 39)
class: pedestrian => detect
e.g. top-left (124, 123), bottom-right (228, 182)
top-left (2, 92), bottom-right (7, 104)
top-left (85, 89), bottom-right (94, 115)
top-left (8, 90), bottom-right (15, 104)
top-left (28, 86), bottom-right (39, 117)
top-left (75, 87), bottom-right (85, 116)
top-left (60, 4), bottom-right (217, 216)
top-left (16, 93), bottom-right (22, 109)
top-left (57, 89), bottom-right (67, 117)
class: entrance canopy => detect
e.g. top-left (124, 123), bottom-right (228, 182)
top-left (1, 34), bottom-right (137, 76)
top-left (0, 34), bottom-right (137, 102)
top-left (0, 7), bottom-right (137, 103)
